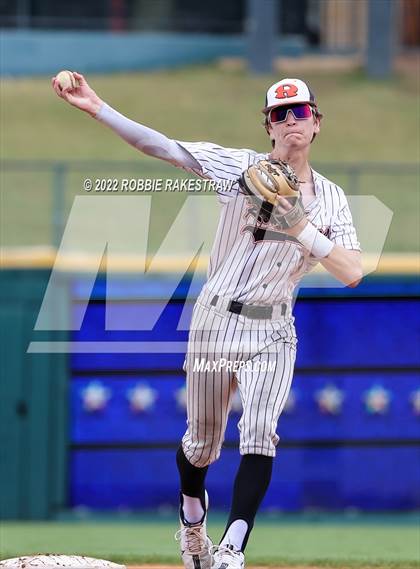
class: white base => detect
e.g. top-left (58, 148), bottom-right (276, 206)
top-left (0, 556), bottom-right (126, 569)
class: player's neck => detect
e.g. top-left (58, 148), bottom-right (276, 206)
top-left (270, 149), bottom-right (312, 183)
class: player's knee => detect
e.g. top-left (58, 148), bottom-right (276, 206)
top-left (182, 441), bottom-right (222, 468)
top-left (188, 453), bottom-right (219, 468)
top-left (240, 426), bottom-right (279, 456)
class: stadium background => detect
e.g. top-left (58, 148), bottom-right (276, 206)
top-left (1, 0), bottom-right (419, 567)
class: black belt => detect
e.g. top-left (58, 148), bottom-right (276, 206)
top-left (210, 295), bottom-right (286, 320)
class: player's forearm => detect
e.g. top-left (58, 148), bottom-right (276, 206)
top-left (288, 220), bottom-right (362, 287)
top-left (319, 246), bottom-right (362, 287)
top-left (95, 103), bottom-right (198, 168)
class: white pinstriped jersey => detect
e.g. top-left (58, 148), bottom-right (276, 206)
top-left (177, 141), bottom-right (360, 305)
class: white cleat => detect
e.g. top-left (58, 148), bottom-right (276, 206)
top-left (211, 545), bottom-right (245, 569)
top-left (175, 491), bottom-right (213, 569)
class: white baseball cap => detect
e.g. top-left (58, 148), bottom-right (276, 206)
top-left (263, 78), bottom-right (317, 113)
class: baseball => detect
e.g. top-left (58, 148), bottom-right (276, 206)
top-left (56, 70), bottom-right (77, 91)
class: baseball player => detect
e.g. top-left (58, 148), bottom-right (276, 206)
top-left (52, 73), bottom-right (362, 569)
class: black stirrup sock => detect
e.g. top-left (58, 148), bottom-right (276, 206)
top-left (176, 445), bottom-right (208, 508)
top-left (221, 454), bottom-right (274, 551)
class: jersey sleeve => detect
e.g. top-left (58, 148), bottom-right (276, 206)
top-left (329, 189), bottom-right (361, 251)
top-left (175, 141), bottom-right (250, 203)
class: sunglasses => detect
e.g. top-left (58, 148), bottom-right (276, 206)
top-left (268, 103), bottom-right (314, 124)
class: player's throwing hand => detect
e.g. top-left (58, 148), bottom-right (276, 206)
top-left (51, 71), bottom-right (103, 117)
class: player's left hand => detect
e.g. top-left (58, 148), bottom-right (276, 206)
top-left (274, 195), bottom-right (308, 235)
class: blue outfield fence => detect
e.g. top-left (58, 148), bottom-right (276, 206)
top-left (0, 268), bottom-right (419, 518)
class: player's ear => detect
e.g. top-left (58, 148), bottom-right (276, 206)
top-left (310, 116), bottom-right (321, 143)
top-left (313, 116), bottom-right (321, 135)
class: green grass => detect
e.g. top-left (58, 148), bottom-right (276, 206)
top-left (1, 518), bottom-right (419, 568)
top-left (1, 66), bottom-right (419, 250)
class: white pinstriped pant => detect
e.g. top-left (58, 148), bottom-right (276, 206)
top-left (181, 294), bottom-right (297, 467)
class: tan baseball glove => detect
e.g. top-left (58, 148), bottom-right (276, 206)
top-left (238, 159), bottom-right (305, 229)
